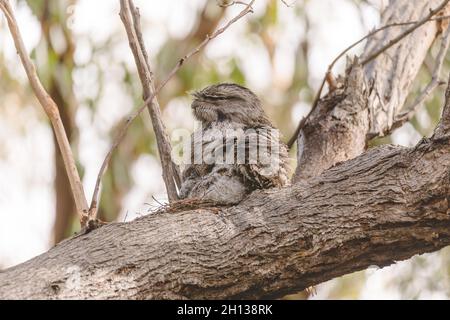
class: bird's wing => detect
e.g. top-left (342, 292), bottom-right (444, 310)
top-left (232, 127), bottom-right (289, 189)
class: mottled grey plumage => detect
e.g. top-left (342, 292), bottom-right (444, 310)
top-left (180, 83), bottom-right (289, 205)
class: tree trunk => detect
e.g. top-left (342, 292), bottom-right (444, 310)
top-left (294, 0), bottom-right (444, 181)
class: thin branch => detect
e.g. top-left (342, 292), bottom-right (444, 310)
top-left (0, 0), bottom-right (89, 223)
top-left (117, 0), bottom-right (180, 207)
top-left (216, 0), bottom-right (249, 7)
top-left (395, 24), bottom-right (450, 126)
top-left (361, 0), bottom-right (450, 65)
top-left (287, 1), bottom-right (450, 149)
top-left (280, 0), bottom-right (296, 7)
top-left (129, 1), bottom-right (182, 190)
top-left (89, 0), bottom-right (256, 220)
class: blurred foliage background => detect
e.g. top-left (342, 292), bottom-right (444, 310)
top-left (0, 0), bottom-right (449, 299)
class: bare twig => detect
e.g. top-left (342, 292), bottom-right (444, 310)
top-left (361, 0), bottom-right (450, 65)
top-left (118, 0), bottom-right (180, 207)
top-left (89, 0), bottom-right (256, 219)
top-left (0, 0), bottom-right (89, 224)
top-left (216, 0), bottom-right (249, 7)
top-left (395, 23), bottom-right (450, 126)
top-left (287, 1), bottom-right (450, 149)
top-left (280, 0), bottom-right (296, 7)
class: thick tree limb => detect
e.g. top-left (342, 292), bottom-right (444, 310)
top-left (0, 77), bottom-right (449, 298)
top-left (294, 0), bottom-right (449, 181)
top-left (0, 0), bottom-right (89, 223)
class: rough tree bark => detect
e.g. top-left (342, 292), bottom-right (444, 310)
top-left (0, 0), bottom-right (449, 299)
top-left (294, 0), bottom-right (446, 181)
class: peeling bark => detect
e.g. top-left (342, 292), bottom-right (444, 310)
top-left (294, 0), bottom-right (445, 181)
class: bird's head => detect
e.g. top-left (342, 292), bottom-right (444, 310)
top-left (191, 83), bottom-right (271, 127)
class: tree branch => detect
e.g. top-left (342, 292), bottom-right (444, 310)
top-left (0, 0), bottom-right (89, 223)
top-left (288, 2), bottom-right (450, 149)
top-left (394, 22), bottom-right (450, 127)
top-left (117, 0), bottom-right (180, 204)
top-left (361, 0), bottom-right (450, 65)
top-left (0, 88), bottom-right (448, 298)
top-left (293, 0), bottom-right (450, 182)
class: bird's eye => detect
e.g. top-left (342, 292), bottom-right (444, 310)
top-left (205, 94), bottom-right (245, 102)
top-left (204, 95), bottom-right (225, 101)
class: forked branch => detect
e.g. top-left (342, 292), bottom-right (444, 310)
top-left (118, 0), bottom-right (180, 203)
